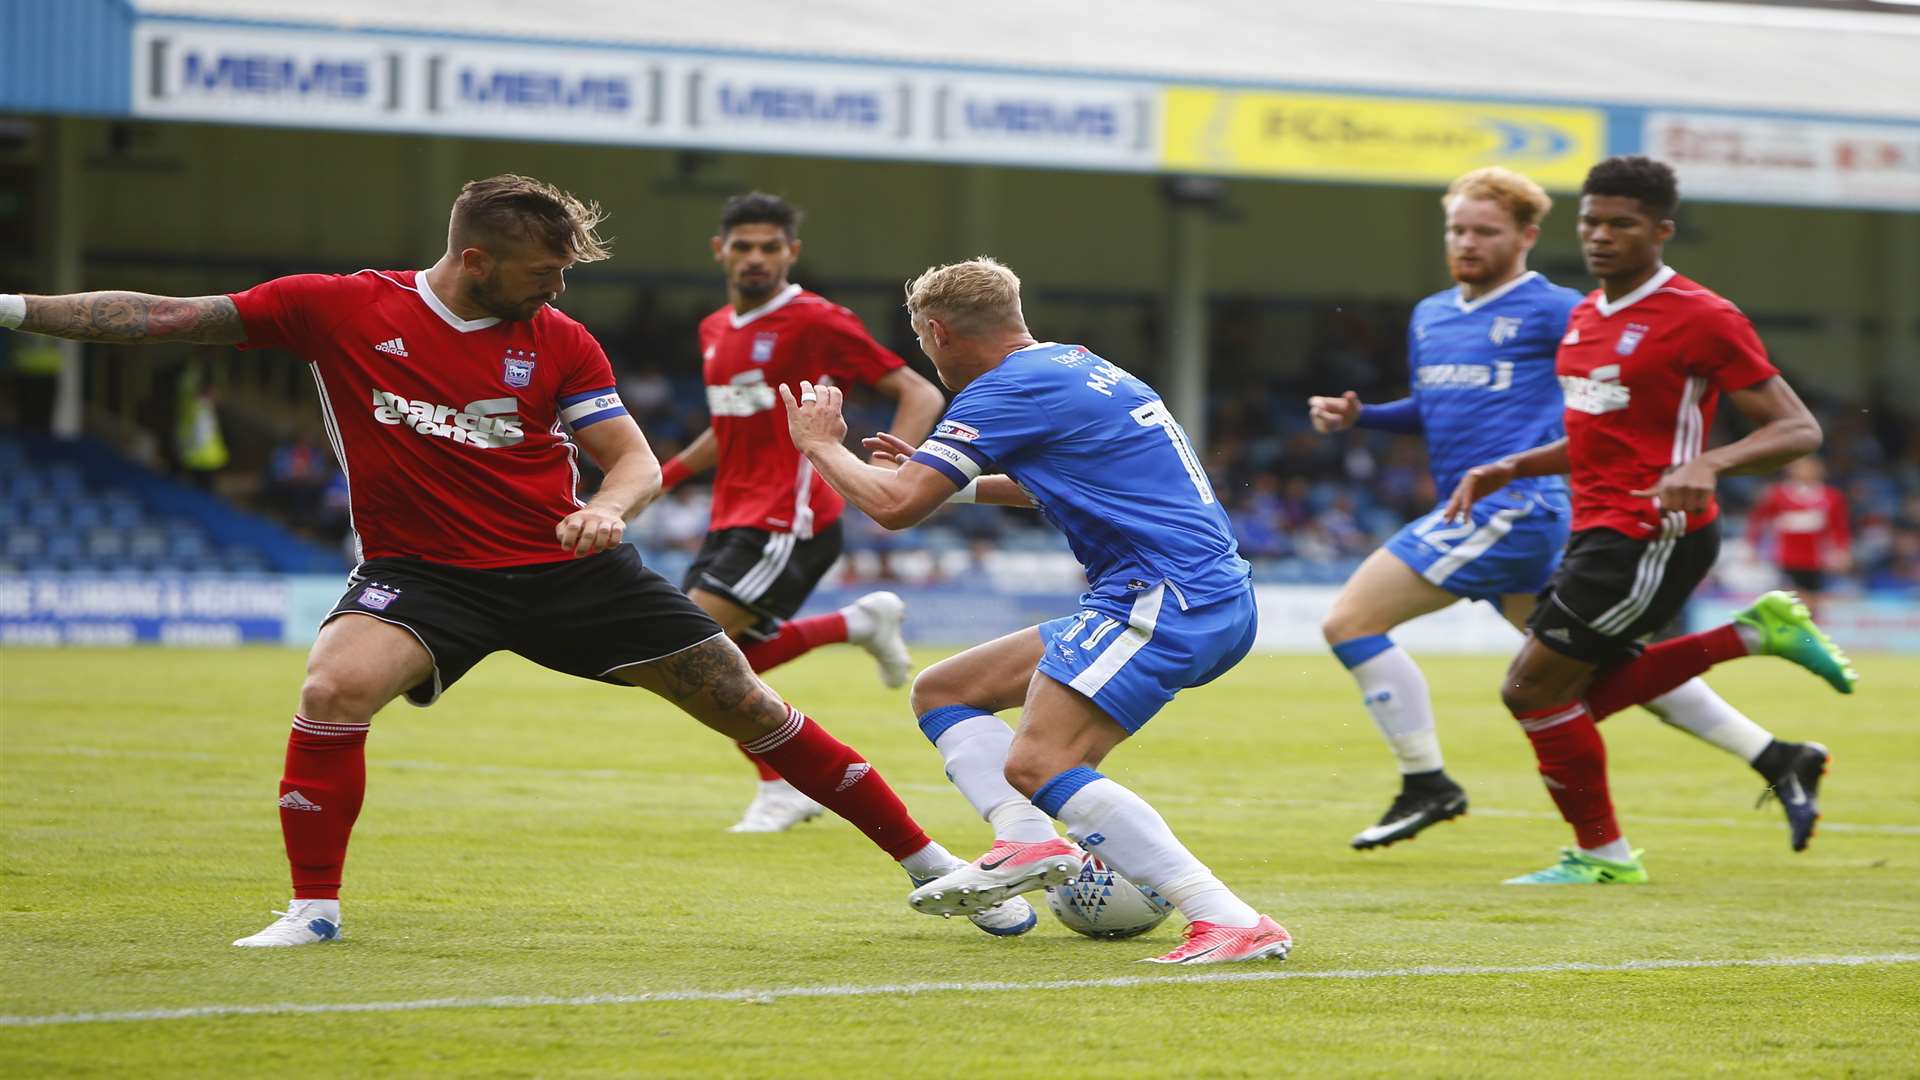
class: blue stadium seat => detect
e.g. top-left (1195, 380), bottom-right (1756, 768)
top-left (4, 528), bottom-right (45, 560)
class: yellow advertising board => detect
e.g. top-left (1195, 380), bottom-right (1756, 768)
top-left (1161, 87), bottom-right (1606, 189)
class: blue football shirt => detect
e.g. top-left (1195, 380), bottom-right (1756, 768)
top-left (1405, 271), bottom-right (1582, 498)
top-left (911, 342), bottom-right (1251, 607)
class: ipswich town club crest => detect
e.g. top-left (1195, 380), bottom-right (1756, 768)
top-left (503, 348), bottom-right (537, 388)
top-left (751, 332), bottom-right (778, 363)
top-left (1616, 324), bottom-right (1650, 356)
top-left (358, 584), bottom-right (399, 611)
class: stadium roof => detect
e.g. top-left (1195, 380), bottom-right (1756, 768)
top-left (131, 0), bottom-right (1920, 121)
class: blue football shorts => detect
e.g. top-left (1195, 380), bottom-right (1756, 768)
top-left (1384, 489), bottom-right (1570, 604)
top-left (1035, 582), bottom-right (1258, 733)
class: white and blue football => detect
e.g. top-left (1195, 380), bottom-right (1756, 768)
top-left (1044, 847), bottom-right (1174, 939)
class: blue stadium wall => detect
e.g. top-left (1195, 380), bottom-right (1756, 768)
top-left (0, 0), bottom-right (132, 116)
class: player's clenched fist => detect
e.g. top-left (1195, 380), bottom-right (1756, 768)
top-left (780, 380), bottom-right (846, 451)
top-left (1307, 390), bottom-right (1363, 433)
top-left (1443, 459), bottom-right (1517, 523)
top-left (555, 505), bottom-right (625, 557)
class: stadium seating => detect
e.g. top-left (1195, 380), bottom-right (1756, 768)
top-left (0, 436), bottom-right (340, 576)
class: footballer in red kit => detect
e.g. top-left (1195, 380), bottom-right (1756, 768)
top-left (653, 193), bottom-right (945, 834)
top-left (1447, 157), bottom-right (1857, 882)
top-left (5, 175), bottom-right (1030, 947)
top-left (1748, 456), bottom-right (1852, 614)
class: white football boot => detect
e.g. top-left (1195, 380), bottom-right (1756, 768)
top-left (728, 778), bottom-right (826, 833)
top-left (850, 591), bottom-right (912, 689)
top-left (233, 899), bottom-right (341, 947)
top-left (907, 869), bottom-right (1040, 937)
top-left (908, 838), bottom-right (1081, 916)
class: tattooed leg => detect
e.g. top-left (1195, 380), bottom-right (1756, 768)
top-left (610, 634), bottom-right (789, 741)
top-left (20, 293), bottom-right (245, 344)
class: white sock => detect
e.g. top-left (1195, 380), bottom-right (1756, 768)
top-left (1344, 642), bottom-right (1443, 774)
top-left (1642, 679), bottom-right (1773, 763)
top-left (897, 839), bottom-right (960, 879)
top-left (1735, 621), bottom-right (1763, 653)
top-left (1581, 838), bottom-right (1635, 863)
top-left (1053, 777), bottom-right (1260, 928)
top-left (291, 898), bottom-right (340, 921)
top-left (841, 600), bottom-right (878, 643)
top-left (986, 797), bottom-right (1058, 843)
top-left (933, 715), bottom-right (1060, 839)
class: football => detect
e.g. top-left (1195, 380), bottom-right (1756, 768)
top-left (1044, 847), bottom-right (1175, 939)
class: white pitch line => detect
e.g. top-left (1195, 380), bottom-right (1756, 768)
top-left (4, 953), bottom-right (1916, 1029)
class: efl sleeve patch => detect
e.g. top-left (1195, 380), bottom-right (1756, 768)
top-left (558, 387), bottom-right (627, 430)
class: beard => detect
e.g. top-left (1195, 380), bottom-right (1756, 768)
top-left (472, 274), bottom-right (546, 322)
top-left (1447, 255), bottom-right (1502, 285)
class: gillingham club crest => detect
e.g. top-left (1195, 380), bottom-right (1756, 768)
top-left (503, 348), bottom-right (537, 388)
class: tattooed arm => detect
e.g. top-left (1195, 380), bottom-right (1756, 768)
top-left (16, 293), bottom-right (246, 345)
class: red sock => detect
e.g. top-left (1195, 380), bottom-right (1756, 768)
top-left (1586, 625), bottom-right (1747, 720)
top-left (280, 715), bottom-right (369, 900)
top-left (1514, 703), bottom-right (1619, 848)
top-left (741, 612), bottom-right (849, 674)
top-left (738, 743), bottom-right (781, 781)
top-left (741, 706), bottom-right (931, 860)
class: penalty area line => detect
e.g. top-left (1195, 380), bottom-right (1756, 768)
top-left (4, 953), bottom-right (1917, 1028)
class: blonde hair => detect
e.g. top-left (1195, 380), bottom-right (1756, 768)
top-left (904, 257), bottom-right (1025, 334)
top-left (1443, 167), bottom-right (1553, 229)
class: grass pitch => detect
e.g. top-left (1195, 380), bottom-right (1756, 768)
top-left (2, 645), bottom-right (1916, 1077)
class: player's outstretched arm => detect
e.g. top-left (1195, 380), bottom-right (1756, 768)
top-left (558, 416), bottom-right (661, 557)
top-left (3, 292), bottom-right (245, 344)
top-left (658, 426), bottom-right (716, 492)
top-left (1443, 438), bottom-right (1569, 522)
top-left (782, 381), bottom-right (954, 529)
top-left (861, 431), bottom-right (1035, 508)
top-left (1630, 376), bottom-right (1820, 517)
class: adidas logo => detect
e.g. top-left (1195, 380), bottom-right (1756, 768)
top-left (374, 337), bottom-right (409, 357)
top-left (279, 790), bottom-right (323, 812)
top-left (1543, 627), bottom-right (1573, 644)
top-left (836, 762), bottom-right (871, 792)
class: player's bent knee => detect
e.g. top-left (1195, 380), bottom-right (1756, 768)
top-left (298, 670), bottom-right (381, 725)
top-left (907, 664), bottom-right (962, 717)
top-left (1001, 751), bottom-right (1071, 798)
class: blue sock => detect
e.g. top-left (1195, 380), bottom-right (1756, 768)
top-left (1331, 633), bottom-right (1394, 669)
top-left (1032, 766), bottom-right (1104, 819)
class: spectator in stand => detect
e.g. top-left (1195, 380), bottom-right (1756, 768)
top-left (1747, 456), bottom-right (1851, 617)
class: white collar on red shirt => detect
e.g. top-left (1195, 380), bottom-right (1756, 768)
top-left (729, 283), bottom-right (804, 329)
top-left (1594, 264), bottom-right (1678, 318)
top-left (414, 270), bottom-right (501, 333)
top-left (1452, 270), bottom-right (1539, 314)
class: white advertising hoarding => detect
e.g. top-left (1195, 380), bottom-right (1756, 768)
top-left (1646, 111), bottom-right (1920, 210)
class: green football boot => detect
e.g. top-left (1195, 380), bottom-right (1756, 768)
top-left (1734, 591), bottom-right (1858, 694)
top-left (1503, 848), bottom-right (1649, 885)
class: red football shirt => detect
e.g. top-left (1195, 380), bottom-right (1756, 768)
top-left (229, 270), bottom-right (625, 568)
top-left (1748, 482), bottom-right (1850, 571)
top-left (697, 284), bottom-right (906, 535)
top-left (1556, 267), bottom-right (1780, 537)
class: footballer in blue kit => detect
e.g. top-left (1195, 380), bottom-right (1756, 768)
top-left (783, 257), bottom-right (1291, 965)
top-left (1313, 167), bottom-right (1801, 855)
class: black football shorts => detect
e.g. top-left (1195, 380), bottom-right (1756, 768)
top-left (682, 520), bottom-right (845, 641)
top-left (1528, 517), bottom-right (1721, 666)
top-left (326, 545), bottom-right (724, 706)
